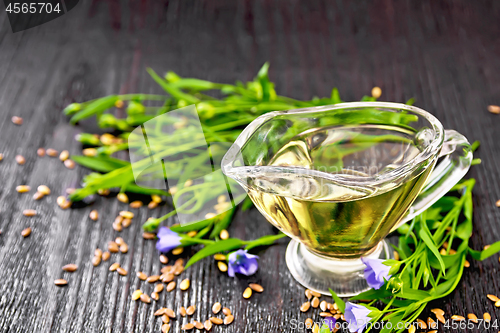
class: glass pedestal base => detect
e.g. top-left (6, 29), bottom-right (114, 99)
top-left (285, 239), bottom-right (392, 297)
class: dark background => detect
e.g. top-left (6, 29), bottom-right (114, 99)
top-left (0, 1), bottom-right (499, 332)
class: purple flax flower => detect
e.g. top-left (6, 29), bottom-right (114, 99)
top-left (156, 227), bottom-right (182, 253)
top-left (361, 258), bottom-right (391, 290)
top-left (323, 316), bottom-right (337, 332)
top-left (227, 249), bottom-right (259, 277)
top-left (344, 302), bottom-right (372, 333)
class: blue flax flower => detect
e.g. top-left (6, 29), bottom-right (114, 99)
top-left (344, 302), bottom-right (372, 333)
top-left (361, 258), bottom-right (391, 290)
top-left (156, 227), bottom-right (182, 253)
top-left (227, 249), bottom-right (259, 277)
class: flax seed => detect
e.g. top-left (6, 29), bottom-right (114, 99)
top-left (117, 267), bottom-right (127, 276)
top-left (36, 185), bottom-right (50, 195)
top-left (37, 148), bottom-right (45, 156)
top-left (451, 315), bottom-right (465, 321)
top-left (21, 227), bottom-right (31, 237)
top-left (319, 312), bottom-right (332, 317)
top-left (175, 258), bottom-right (184, 266)
top-left (121, 218), bottom-right (131, 228)
top-left (204, 320), bottom-right (212, 331)
top-left (212, 302), bottom-right (222, 314)
top-left (161, 323), bottom-right (170, 333)
top-left (97, 188), bottom-right (110, 196)
top-left (181, 323), bottom-right (194, 330)
top-left (218, 261), bottom-right (228, 272)
top-left (484, 312), bottom-right (491, 322)
top-left (59, 150), bottom-right (69, 161)
top-left (64, 159), bottom-right (75, 169)
top-left (179, 307), bottom-right (187, 317)
top-left (117, 193), bottom-right (128, 203)
top-left (54, 279), bottom-right (67, 286)
top-left (140, 293), bottom-right (151, 304)
top-left (118, 244), bottom-right (128, 253)
top-left (193, 321), bottom-right (204, 330)
top-left (243, 287), bottom-right (252, 299)
top-left (136, 272), bottom-right (147, 280)
top-left (82, 148), bottom-right (97, 157)
top-left (186, 305), bottom-right (196, 315)
top-left (305, 318), bottom-right (313, 329)
top-left (160, 255), bottom-right (168, 264)
top-left (249, 283), bottom-right (264, 292)
top-left (115, 237), bottom-right (124, 246)
top-left (150, 194), bottom-right (161, 203)
top-left (320, 300), bottom-right (327, 311)
top-left (310, 290), bottom-right (321, 297)
top-left (109, 263), bottom-right (120, 271)
top-left (147, 201), bottom-right (158, 209)
top-left (154, 308), bottom-right (167, 316)
top-left (427, 317), bottom-right (437, 329)
top-left (166, 281), bottom-right (176, 292)
top-left (147, 275), bottom-right (160, 283)
top-left (11, 116), bottom-right (23, 125)
top-left (214, 254), bottom-right (226, 261)
top-left (435, 313), bottom-right (446, 324)
top-left (185, 230), bottom-right (196, 238)
top-left (46, 148), bottom-right (58, 157)
top-left (312, 323), bottom-right (319, 333)
top-left (371, 87), bottom-right (382, 98)
top-left (132, 290), bottom-right (142, 301)
top-left (408, 325), bottom-right (416, 333)
top-left (92, 256), bottom-right (101, 266)
top-left (108, 242), bottom-right (119, 253)
top-left (222, 307), bottom-right (231, 316)
top-left (172, 247), bottom-right (183, 255)
top-left (16, 185), bottom-right (31, 193)
top-left (224, 315), bottom-right (234, 325)
top-left (210, 317), bottom-right (223, 325)
top-left (468, 313), bottom-right (478, 323)
top-left (180, 279), bottom-right (190, 291)
top-left (219, 229), bottom-right (229, 240)
top-left (300, 301), bottom-right (311, 312)
top-left (488, 105), bottom-right (500, 114)
top-left (0, 153), bottom-right (3, 161)
top-left (162, 273), bottom-right (174, 283)
top-left (23, 209), bottom-right (36, 217)
top-left (162, 314), bottom-right (170, 324)
top-left (155, 284), bottom-right (164, 293)
top-left (487, 294), bottom-right (500, 302)
top-left (165, 308), bottom-right (176, 318)
top-left (464, 260), bottom-right (470, 267)
top-left (311, 297), bottom-right (320, 308)
top-left (305, 289), bottom-right (313, 299)
top-left (95, 248), bottom-right (103, 257)
top-left (102, 251), bottom-right (110, 261)
top-left (496, 200), bottom-right (500, 207)
top-left (431, 308), bottom-right (445, 316)
top-left (119, 211), bottom-right (134, 219)
top-left (151, 292), bottom-right (159, 301)
top-left (495, 300), bottom-right (500, 307)
top-left (89, 210), bottom-right (99, 221)
top-left (62, 264), bottom-right (78, 272)
top-left (205, 212), bottom-right (216, 219)
top-left (129, 200), bottom-right (142, 208)
top-left (393, 250), bottom-right (400, 261)
top-left (33, 192), bottom-right (44, 200)
top-left (416, 319), bottom-right (427, 329)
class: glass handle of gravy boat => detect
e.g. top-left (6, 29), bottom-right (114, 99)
top-left (396, 130), bottom-right (473, 229)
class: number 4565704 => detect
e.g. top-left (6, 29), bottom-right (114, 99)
top-left (6, 2), bottom-right (61, 14)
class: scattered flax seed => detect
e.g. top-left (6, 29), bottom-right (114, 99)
top-left (62, 264), bottom-right (78, 272)
top-left (92, 256), bottom-right (101, 267)
top-left (212, 302), bottom-right (222, 314)
top-left (172, 247), bottom-right (183, 255)
top-left (154, 284), bottom-right (164, 293)
top-left (179, 307), bottom-right (187, 317)
top-left (194, 321), bottom-right (204, 330)
top-left (180, 279), bottom-right (190, 291)
top-left (312, 323), bottom-right (320, 333)
top-left (15, 155), bottom-right (26, 165)
top-left (205, 212), bottom-right (216, 219)
top-left (119, 244), bottom-right (128, 253)
top-left (122, 218), bottom-right (132, 228)
top-left (89, 210), bottom-right (99, 221)
top-left (109, 263), bottom-right (120, 271)
top-left (224, 315), bottom-right (234, 325)
top-left (166, 281), bottom-right (176, 292)
top-left (46, 148), bottom-right (58, 157)
top-left (11, 116), bottom-right (23, 125)
top-left (320, 300), bottom-right (328, 312)
top-left (137, 272), bottom-right (147, 280)
top-left (484, 312), bottom-right (491, 322)
top-left (16, 185), bottom-right (31, 193)
top-left (33, 192), bottom-right (43, 200)
top-left (243, 287), bottom-right (252, 299)
top-left (165, 308), bottom-right (176, 318)
top-left (151, 292), bottom-right (159, 301)
top-left (416, 319), bottom-right (427, 329)
top-left (431, 308), bottom-right (445, 316)
top-left (82, 148), bottom-right (97, 157)
top-left (468, 313), bottom-right (478, 323)
top-left (143, 232), bottom-right (156, 240)
top-left (95, 249), bottom-right (103, 257)
top-left (130, 201), bottom-right (142, 208)
top-left (464, 260), bottom-right (470, 267)
top-left (119, 211), bottom-right (134, 219)
top-left (186, 305), bottom-right (196, 315)
top-left (23, 209), bottom-right (37, 217)
top-left (97, 188), bottom-right (110, 196)
top-left (210, 317), bottom-right (223, 325)
top-left (319, 312), bottom-right (332, 317)
top-left (117, 193), bottom-right (129, 203)
top-left (219, 229), bottom-right (229, 240)
top-left (218, 261), bottom-right (228, 272)
top-left (108, 242), bottom-right (119, 253)
top-left (37, 185), bottom-right (50, 195)
top-left (408, 325), bottom-right (416, 333)
top-left (160, 255), bottom-right (168, 264)
top-left (222, 307), bottom-right (231, 316)
top-left (147, 201), bottom-right (158, 209)
top-left (487, 294), bottom-right (500, 302)
top-left (115, 237), bottom-right (124, 246)
top-left (186, 230), bottom-right (197, 237)
top-left (0, 153), bottom-right (3, 161)
top-left (305, 289), bottom-right (313, 299)
top-left (249, 283), bottom-right (264, 292)
top-left (132, 290), bottom-right (142, 301)
top-left (204, 320), bottom-right (212, 331)
top-left (140, 293), bottom-right (151, 304)
top-left (151, 194), bottom-right (162, 203)
top-left (147, 275), bottom-right (160, 283)
top-left (181, 323), bottom-right (194, 330)
top-left (214, 254), bottom-right (226, 261)
top-left (37, 148), bottom-right (45, 157)
top-left (305, 318), bottom-right (313, 329)
top-left (21, 227), bottom-right (32, 237)
top-left (162, 314), bottom-right (170, 324)
top-left (64, 159), bottom-right (75, 169)
top-left (161, 323), bottom-right (170, 333)
top-left (311, 296), bottom-right (320, 308)
top-left (59, 150), bottom-right (69, 161)
top-left (495, 300), bottom-right (500, 307)
top-left (300, 301), bottom-right (311, 312)
top-left (54, 279), bottom-right (68, 286)
top-left (162, 273), bottom-right (174, 283)
top-left (57, 196), bottom-right (71, 209)
top-left (393, 250), bottom-right (400, 261)
top-left (435, 313), bottom-right (446, 324)
top-left (451, 315), bottom-right (465, 321)
top-left (154, 308), bottom-right (167, 316)
top-left (371, 87), bottom-right (382, 99)
top-left (487, 105), bottom-right (500, 114)
top-left (310, 290), bottom-right (321, 297)
top-left (117, 267), bottom-right (127, 276)
top-left (102, 251), bottom-right (110, 261)
top-left (427, 317), bottom-right (437, 329)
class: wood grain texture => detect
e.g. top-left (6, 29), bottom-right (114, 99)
top-left (0, 1), bottom-right (499, 332)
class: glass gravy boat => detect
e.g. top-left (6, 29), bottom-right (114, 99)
top-left (222, 102), bottom-right (472, 296)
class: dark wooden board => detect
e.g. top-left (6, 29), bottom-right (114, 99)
top-left (0, 1), bottom-right (499, 332)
